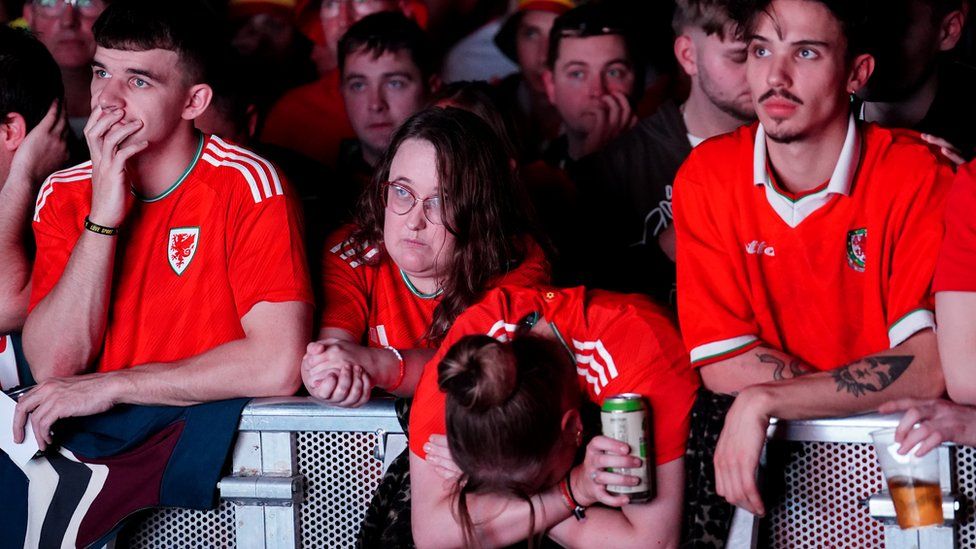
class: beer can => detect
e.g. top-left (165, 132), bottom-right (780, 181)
top-left (600, 393), bottom-right (654, 502)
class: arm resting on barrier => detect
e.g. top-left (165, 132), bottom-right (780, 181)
top-left (546, 459), bottom-right (683, 549)
top-left (14, 300), bottom-right (310, 450)
top-left (935, 292), bottom-right (976, 405)
top-left (713, 329), bottom-right (942, 516)
top-left (700, 346), bottom-right (815, 396)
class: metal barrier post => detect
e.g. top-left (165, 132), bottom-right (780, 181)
top-left (219, 430), bottom-right (304, 549)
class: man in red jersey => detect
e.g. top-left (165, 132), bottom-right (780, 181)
top-left (13, 0), bottom-right (313, 450)
top-left (673, 0), bottom-right (951, 526)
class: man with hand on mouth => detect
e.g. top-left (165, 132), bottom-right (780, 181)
top-left (672, 0), bottom-right (952, 538)
top-left (14, 0), bottom-right (312, 450)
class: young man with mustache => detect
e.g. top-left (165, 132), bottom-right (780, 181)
top-left (672, 0), bottom-right (953, 537)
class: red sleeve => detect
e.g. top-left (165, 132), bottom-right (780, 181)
top-left (227, 177), bottom-right (313, 317)
top-left (674, 150), bottom-right (760, 367)
top-left (492, 236), bottom-right (551, 288)
top-left (580, 295), bottom-right (700, 465)
top-left (28, 178), bottom-right (86, 312)
top-left (934, 161), bottom-right (976, 292)
top-left (319, 225), bottom-right (374, 337)
top-left (883, 155), bottom-right (952, 347)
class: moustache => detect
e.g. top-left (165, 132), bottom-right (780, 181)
top-left (758, 89), bottom-right (804, 105)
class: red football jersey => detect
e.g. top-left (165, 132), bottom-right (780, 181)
top-left (934, 161), bottom-right (976, 292)
top-left (409, 286), bottom-right (699, 465)
top-left (319, 224), bottom-right (551, 349)
top-left (675, 119), bottom-right (952, 370)
top-left (30, 135), bottom-right (313, 372)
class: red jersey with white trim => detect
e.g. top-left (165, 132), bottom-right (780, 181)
top-left (674, 120), bottom-right (952, 370)
top-left (29, 134), bottom-right (313, 372)
top-left (409, 286), bottom-right (699, 465)
top-left (320, 224), bottom-right (551, 349)
top-left (934, 161), bottom-right (976, 292)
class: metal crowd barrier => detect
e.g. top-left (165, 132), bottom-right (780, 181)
top-left (113, 399), bottom-right (974, 548)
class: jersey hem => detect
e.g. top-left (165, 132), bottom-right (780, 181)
top-left (689, 335), bottom-right (761, 366)
top-left (888, 308), bottom-right (935, 348)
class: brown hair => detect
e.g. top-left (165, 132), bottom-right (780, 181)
top-left (347, 107), bottom-right (538, 343)
top-left (432, 80), bottom-right (520, 161)
top-left (672, 0), bottom-right (736, 37)
top-left (438, 334), bottom-right (579, 547)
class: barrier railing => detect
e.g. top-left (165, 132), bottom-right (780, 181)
top-left (116, 399), bottom-right (971, 548)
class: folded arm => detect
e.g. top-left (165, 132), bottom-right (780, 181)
top-left (14, 300), bottom-right (310, 449)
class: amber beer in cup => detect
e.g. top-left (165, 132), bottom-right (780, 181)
top-left (871, 428), bottom-right (944, 529)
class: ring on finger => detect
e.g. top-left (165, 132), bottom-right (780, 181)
top-left (590, 471), bottom-right (598, 481)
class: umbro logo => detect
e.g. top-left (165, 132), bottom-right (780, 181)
top-left (745, 240), bottom-right (776, 257)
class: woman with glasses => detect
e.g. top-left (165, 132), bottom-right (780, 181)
top-left (301, 106), bottom-right (549, 407)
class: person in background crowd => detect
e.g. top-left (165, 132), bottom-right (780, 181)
top-left (301, 106), bottom-right (549, 545)
top-left (22, 0), bottom-right (107, 138)
top-left (227, 0), bottom-right (318, 112)
top-left (574, 0), bottom-right (755, 303)
top-left (259, 0), bottom-right (410, 168)
top-left (859, 0), bottom-right (974, 161)
top-left (493, 0), bottom-right (574, 162)
top-left (542, 3), bottom-right (642, 167)
top-left (409, 285), bottom-right (698, 547)
top-left (439, 0), bottom-right (517, 83)
top-left (673, 0), bottom-right (951, 544)
top-left (334, 11), bottom-right (439, 219)
top-left (13, 0), bottom-right (313, 448)
top-left (0, 26), bottom-right (69, 389)
top-left (879, 159), bottom-right (976, 454)
top-left (430, 80), bottom-right (519, 159)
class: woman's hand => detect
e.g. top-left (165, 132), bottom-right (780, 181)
top-left (424, 434), bottom-right (464, 483)
top-left (301, 339), bottom-right (375, 407)
top-left (569, 435), bottom-right (642, 508)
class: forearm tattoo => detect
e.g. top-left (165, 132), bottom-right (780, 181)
top-left (759, 353), bottom-right (809, 381)
top-left (830, 356), bottom-right (913, 397)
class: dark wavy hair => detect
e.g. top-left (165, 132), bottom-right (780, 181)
top-left (347, 107), bottom-right (538, 342)
top-left (728, 0), bottom-right (871, 59)
top-left (438, 334), bottom-right (579, 548)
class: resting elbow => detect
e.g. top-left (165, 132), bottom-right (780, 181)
top-left (918, 364), bottom-right (945, 400)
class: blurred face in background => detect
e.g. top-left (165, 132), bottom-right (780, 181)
top-left (684, 25), bottom-right (754, 121)
top-left (320, 0), bottom-right (400, 59)
top-left (25, 0), bottom-right (106, 70)
top-left (516, 10), bottom-right (559, 94)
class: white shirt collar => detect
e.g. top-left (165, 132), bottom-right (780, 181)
top-left (752, 114), bottom-right (861, 227)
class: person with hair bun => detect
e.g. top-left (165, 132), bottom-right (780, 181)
top-left (409, 285), bottom-right (699, 547)
top-left (301, 106), bottom-right (549, 407)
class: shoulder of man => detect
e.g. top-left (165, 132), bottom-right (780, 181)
top-left (199, 135), bottom-right (291, 207)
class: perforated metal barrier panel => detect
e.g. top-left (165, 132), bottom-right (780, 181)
top-left (113, 403), bottom-right (968, 549)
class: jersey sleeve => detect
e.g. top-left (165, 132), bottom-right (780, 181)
top-left (884, 157), bottom-right (952, 347)
top-left (674, 153), bottom-right (761, 367)
top-left (28, 178), bottom-right (84, 313)
top-left (581, 296), bottom-right (699, 465)
top-left (407, 300), bottom-right (500, 458)
top-left (227, 176), bottom-right (313, 317)
top-left (319, 225), bottom-right (374, 338)
top-left (934, 162), bottom-right (976, 292)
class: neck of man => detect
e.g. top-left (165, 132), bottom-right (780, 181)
top-left (61, 66), bottom-right (93, 120)
top-left (766, 110), bottom-right (850, 194)
top-left (361, 142), bottom-right (382, 168)
top-left (862, 71), bottom-right (939, 129)
top-left (682, 82), bottom-right (749, 139)
top-left (128, 124), bottom-right (200, 199)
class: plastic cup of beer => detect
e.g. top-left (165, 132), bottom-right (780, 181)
top-left (870, 427), bottom-right (944, 529)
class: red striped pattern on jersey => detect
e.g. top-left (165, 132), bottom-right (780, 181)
top-left (33, 162), bottom-right (93, 222)
top-left (201, 137), bottom-right (283, 203)
top-left (571, 338), bottom-right (619, 396)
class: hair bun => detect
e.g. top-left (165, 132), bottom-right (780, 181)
top-left (438, 335), bottom-right (518, 412)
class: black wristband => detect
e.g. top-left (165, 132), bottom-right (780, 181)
top-left (564, 472), bottom-right (587, 521)
top-left (84, 217), bottom-right (119, 236)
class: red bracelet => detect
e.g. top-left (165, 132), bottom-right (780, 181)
top-left (383, 346), bottom-right (406, 392)
top-left (560, 473), bottom-right (587, 521)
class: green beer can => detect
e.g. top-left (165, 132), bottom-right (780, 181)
top-left (601, 393), bottom-right (654, 502)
